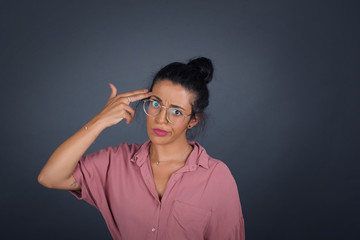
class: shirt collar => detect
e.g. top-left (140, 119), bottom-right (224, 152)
top-left (130, 139), bottom-right (209, 171)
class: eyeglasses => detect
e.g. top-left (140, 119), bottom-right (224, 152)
top-left (143, 99), bottom-right (190, 125)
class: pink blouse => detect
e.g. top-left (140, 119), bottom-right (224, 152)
top-left (69, 139), bottom-right (245, 240)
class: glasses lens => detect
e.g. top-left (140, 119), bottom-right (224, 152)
top-left (167, 108), bottom-right (185, 125)
top-left (143, 100), bottom-right (160, 117)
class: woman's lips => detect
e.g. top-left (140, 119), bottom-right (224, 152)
top-left (153, 128), bottom-right (169, 136)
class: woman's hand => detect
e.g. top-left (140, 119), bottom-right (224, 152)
top-left (94, 83), bottom-right (152, 128)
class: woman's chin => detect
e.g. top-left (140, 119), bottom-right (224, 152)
top-left (148, 133), bottom-right (172, 144)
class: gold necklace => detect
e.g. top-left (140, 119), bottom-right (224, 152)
top-left (151, 144), bottom-right (193, 166)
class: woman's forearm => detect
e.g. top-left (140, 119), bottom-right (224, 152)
top-left (37, 115), bottom-right (106, 188)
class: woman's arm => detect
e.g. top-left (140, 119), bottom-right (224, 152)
top-left (37, 84), bottom-right (152, 190)
top-left (37, 116), bottom-right (105, 190)
top-left (204, 162), bottom-right (245, 240)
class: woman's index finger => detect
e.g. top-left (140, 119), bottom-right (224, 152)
top-left (120, 89), bottom-right (149, 97)
top-left (129, 92), bottom-right (153, 102)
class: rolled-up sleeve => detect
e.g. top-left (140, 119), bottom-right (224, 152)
top-left (68, 146), bottom-right (115, 208)
top-left (204, 162), bottom-right (245, 240)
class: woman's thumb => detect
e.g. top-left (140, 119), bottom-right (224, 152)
top-left (108, 83), bottom-right (117, 99)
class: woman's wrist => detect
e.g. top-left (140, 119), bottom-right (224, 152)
top-left (83, 116), bottom-right (106, 141)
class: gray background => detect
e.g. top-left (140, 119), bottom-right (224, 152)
top-left (1, 0), bottom-right (359, 239)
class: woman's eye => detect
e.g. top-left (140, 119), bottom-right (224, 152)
top-left (171, 109), bottom-right (183, 116)
top-left (151, 100), bottom-right (160, 108)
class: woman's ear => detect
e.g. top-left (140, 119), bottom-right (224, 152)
top-left (187, 113), bottom-right (202, 129)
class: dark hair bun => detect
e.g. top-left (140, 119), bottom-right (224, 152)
top-left (187, 57), bottom-right (214, 84)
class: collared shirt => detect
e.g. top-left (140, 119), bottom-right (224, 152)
top-left (69, 140), bottom-right (245, 240)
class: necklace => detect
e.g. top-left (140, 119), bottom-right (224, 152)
top-left (150, 144), bottom-right (193, 166)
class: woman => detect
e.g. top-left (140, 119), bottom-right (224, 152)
top-left (38, 57), bottom-right (245, 240)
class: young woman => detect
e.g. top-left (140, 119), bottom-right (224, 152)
top-left (38, 57), bottom-right (245, 240)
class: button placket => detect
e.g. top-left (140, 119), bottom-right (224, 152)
top-left (160, 174), bottom-right (180, 203)
top-left (149, 200), bottom-right (161, 238)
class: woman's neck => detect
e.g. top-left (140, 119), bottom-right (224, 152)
top-left (149, 139), bottom-right (193, 163)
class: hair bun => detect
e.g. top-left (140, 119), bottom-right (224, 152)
top-left (187, 57), bottom-right (214, 84)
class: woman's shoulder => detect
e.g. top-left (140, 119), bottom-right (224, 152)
top-left (87, 141), bottom-right (147, 158)
top-left (116, 141), bottom-right (142, 151)
top-left (207, 156), bottom-right (233, 175)
top-left (193, 141), bottom-right (234, 175)
top-left (112, 140), bottom-right (150, 156)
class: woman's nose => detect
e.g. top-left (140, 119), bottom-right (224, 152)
top-left (155, 107), bottom-right (168, 124)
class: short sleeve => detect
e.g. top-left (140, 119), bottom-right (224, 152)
top-left (68, 146), bottom-right (116, 208)
top-left (204, 162), bottom-right (245, 240)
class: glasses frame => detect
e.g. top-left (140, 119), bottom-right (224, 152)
top-left (142, 99), bottom-right (191, 125)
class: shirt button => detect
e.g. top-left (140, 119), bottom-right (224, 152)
top-left (152, 227), bottom-right (156, 232)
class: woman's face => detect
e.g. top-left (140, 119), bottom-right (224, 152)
top-left (146, 79), bottom-right (200, 145)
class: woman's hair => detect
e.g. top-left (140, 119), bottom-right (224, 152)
top-left (146, 56), bottom-right (214, 140)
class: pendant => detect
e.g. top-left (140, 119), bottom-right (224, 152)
top-left (156, 161), bottom-right (160, 165)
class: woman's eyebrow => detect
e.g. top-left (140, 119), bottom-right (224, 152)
top-left (152, 95), bottom-right (185, 110)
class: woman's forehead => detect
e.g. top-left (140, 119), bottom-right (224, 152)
top-left (152, 80), bottom-right (195, 108)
